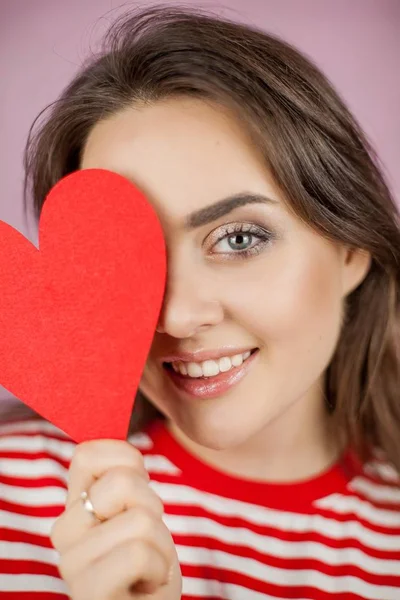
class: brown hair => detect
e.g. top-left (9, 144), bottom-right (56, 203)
top-left (24, 5), bottom-right (400, 471)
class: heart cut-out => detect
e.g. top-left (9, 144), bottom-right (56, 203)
top-left (0, 169), bottom-right (166, 442)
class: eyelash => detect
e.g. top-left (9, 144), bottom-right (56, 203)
top-left (206, 222), bottom-right (275, 259)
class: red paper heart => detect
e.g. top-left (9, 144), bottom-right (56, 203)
top-left (0, 169), bottom-right (166, 442)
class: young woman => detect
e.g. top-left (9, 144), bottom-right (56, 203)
top-left (1, 5), bottom-right (399, 599)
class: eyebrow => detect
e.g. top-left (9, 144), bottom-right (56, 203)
top-left (185, 193), bottom-right (277, 229)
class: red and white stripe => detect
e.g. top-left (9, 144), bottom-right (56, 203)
top-left (0, 418), bottom-right (399, 599)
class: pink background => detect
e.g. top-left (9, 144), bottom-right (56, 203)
top-left (0, 0), bottom-right (399, 406)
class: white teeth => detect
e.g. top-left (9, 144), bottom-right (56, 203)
top-left (187, 362), bottom-right (203, 378)
top-left (202, 360), bottom-right (220, 377)
top-left (178, 362), bottom-right (187, 376)
top-left (170, 350), bottom-right (253, 379)
top-left (231, 353), bottom-right (243, 367)
top-left (219, 357), bottom-right (232, 372)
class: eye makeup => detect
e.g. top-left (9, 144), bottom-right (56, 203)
top-left (204, 221), bottom-right (277, 260)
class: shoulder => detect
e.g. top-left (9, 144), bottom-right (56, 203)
top-left (362, 450), bottom-right (400, 487)
top-left (315, 452), bottom-right (400, 530)
top-left (0, 415), bottom-right (180, 482)
top-left (348, 453), bottom-right (400, 511)
top-left (0, 413), bottom-right (75, 450)
top-left (0, 413), bottom-right (76, 487)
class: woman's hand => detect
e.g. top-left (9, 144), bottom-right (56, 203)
top-left (51, 440), bottom-right (182, 600)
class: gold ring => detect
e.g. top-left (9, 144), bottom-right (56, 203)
top-left (80, 490), bottom-right (106, 523)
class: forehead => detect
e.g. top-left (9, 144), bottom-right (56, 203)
top-left (81, 98), bottom-right (279, 221)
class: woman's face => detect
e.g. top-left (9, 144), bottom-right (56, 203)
top-left (81, 98), bottom-right (369, 450)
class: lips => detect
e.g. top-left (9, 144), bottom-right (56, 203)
top-left (163, 349), bottom-right (259, 399)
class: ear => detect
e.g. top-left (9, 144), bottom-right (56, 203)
top-left (341, 246), bottom-right (372, 297)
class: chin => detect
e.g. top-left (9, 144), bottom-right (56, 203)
top-left (174, 409), bottom-right (259, 452)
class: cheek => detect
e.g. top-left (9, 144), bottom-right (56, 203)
top-left (224, 240), bottom-right (343, 355)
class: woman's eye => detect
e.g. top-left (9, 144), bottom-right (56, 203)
top-left (214, 232), bottom-right (259, 253)
top-left (207, 223), bottom-right (274, 258)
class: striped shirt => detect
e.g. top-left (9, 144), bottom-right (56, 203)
top-left (0, 416), bottom-right (399, 599)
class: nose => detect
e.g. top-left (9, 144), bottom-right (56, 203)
top-left (156, 264), bottom-right (224, 338)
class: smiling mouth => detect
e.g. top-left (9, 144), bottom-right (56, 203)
top-left (163, 348), bottom-right (258, 380)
